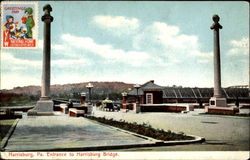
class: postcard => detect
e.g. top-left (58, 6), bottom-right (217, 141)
top-left (0, 1), bottom-right (249, 160)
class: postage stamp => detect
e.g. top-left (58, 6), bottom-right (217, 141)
top-left (1, 1), bottom-right (38, 49)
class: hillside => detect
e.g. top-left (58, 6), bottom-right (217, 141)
top-left (1, 81), bottom-right (134, 96)
top-left (0, 82), bottom-right (134, 106)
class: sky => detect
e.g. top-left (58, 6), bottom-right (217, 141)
top-left (1, 1), bottom-right (249, 89)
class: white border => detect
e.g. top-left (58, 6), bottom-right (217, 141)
top-left (0, 151), bottom-right (249, 160)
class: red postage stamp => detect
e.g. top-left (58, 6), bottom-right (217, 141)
top-left (1, 1), bottom-right (38, 48)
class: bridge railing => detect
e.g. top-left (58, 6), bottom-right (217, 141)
top-left (163, 88), bottom-right (248, 99)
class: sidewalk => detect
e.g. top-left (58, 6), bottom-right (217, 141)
top-left (4, 113), bottom-right (155, 151)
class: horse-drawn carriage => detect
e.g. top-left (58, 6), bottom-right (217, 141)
top-left (99, 99), bottom-right (120, 112)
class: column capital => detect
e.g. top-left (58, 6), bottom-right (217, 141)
top-left (210, 14), bottom-right (222, 31)
top-left (42, 4), bottom-right (53, 23)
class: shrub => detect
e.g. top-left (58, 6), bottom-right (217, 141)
top-left (86, 116), bottom-right (193, 141)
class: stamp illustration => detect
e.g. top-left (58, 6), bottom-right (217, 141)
top-left (1, 1), bottom-right (38, 48)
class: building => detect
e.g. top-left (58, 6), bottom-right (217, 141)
top-left (123, 80), bottom-right (249, 112)
top-left (127, 80), bottom-right (164, 104)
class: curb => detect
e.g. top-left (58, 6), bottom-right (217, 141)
top-left (84, 116), bottom-right (205, 147)
top-left (0, 119), bottom-right (19, 151)
top-left (162, 135), bottom-right (205, 145)
top-left (14, 135), bottom-right (205, 152)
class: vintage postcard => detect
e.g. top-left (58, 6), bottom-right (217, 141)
top-left (1, 1), bottom-right (38, 48)
top-left (0, 1), bottom-right (249, 160)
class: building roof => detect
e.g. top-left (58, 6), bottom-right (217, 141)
top-left (142, 81), bottom-right (164, 91)
top-left (128, 80), bottom-right (164, 96)
top-left (127, 88), bottom-right (144, 96)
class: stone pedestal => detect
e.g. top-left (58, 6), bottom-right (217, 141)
top-left (80, 92), bottom-right (86, 106)
top-left (209, 97), bottom-right (227, 107)
top-left (87, 105), bottom-right (93, 115)
top-left (122, 92), bottom-right (128, 110)
top-left (205, 106), bottom-right (239, 115)
top-left (133, 103), bottom-right (141, 113)
top-left (28, 98), bottom-right (54, 115)
top-left (28, 100), bottom-right (54, 115)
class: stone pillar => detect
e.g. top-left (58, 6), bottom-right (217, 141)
top-left (28, 4), bottom-right (54, 115)
top-left (80, 92), bottom-right (86, 106)
top-left (209, 15), bottom-right (227, 107)
top-left (211, 15), bottom-right (222, 98)
top-left (41, 4), bottom-right (53, 99)
top-left (122, 92), bottom-right (127, 110)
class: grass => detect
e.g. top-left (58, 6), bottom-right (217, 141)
top-left (0, 119), bottom-right (16, 141)
top-left (2, 101), bottom-right (36, 107)
top-left (85, 116), bottom-right (193, 141)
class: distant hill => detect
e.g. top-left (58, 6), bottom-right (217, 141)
top-left (1, 82), bottom-right (134, 96)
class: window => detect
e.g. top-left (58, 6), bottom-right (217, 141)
top-left (210, 100), bottom-right (215, 105)
top-left (146, 93), bottom-right (153, 104)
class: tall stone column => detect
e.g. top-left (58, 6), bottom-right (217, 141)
top-left (41, 4), bottom-right (53, 100)
top-left (28, 4), bottom-right (54, 115)
top-left (209, 15), bottom-right (227, 107)
top-left (211, 15), bottom-right (222, 98)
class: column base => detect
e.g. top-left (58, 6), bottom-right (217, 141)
top-left (209, 97), bottom-right (227, 107)
top-left (27, 99), bottom-right (54, 116)
top-left (86, 104), bottom-right (93, 114)
top-left (205, 106), bottom-right (239, 115)
top-left (205, 97), bottom-right (239, 115)
top-left (39, 96), bottom-right (51, 101)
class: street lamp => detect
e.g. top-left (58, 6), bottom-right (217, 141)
top-left (134, 84), bottom-right (141, 104)
top-left (86, 82), bottom-right (93, 105)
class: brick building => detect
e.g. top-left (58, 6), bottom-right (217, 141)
top-left (123, 80), bottom-right (249, 112)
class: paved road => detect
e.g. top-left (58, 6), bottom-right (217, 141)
top-left (93, 108), bottom-right (250, 151)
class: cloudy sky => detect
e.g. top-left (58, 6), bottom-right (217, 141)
top-left (1, 1), bottom-right (249, 89)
